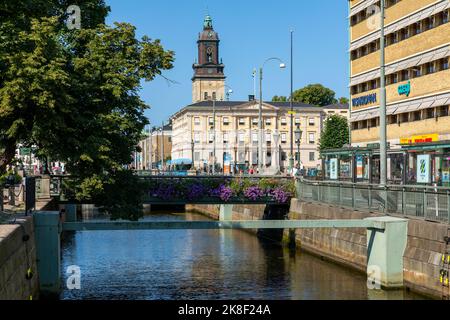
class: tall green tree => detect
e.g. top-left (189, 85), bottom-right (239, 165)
top-left (319, 115), bottom-right (350, 153)
top-left (0, 1), bottom-right (174, 220)
top-left (338, 97), bottom-right (349, 104)
top-left (271, 84), bottom-right (338, 106)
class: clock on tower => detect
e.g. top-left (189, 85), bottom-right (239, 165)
top-left (192, 15), bottom-right (226, 103)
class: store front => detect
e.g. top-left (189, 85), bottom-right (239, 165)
top-left (401, 141), bottom-right (450, 187)
top-left (321, 146), bottom-right (406, 185)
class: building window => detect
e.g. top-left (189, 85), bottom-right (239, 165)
top-left (209, 133), bottom-right (214, 143)
top-left (265, 133), bottom-right (271, 143)
top-left (443, 10), bottom-right (449, 24)
top-left (223, 117), bottom-right (229, 125)
top-left (194, 117), bottom-right (200, 125)
top-left (440, 58), bottom-right (449, 71)
top-left (412, 67), bottom-right (422, 78)
top-left (265, 118), bottom-right (271, 125)
top-left (212, 92), bottom-right (216, 101)
top-left (281, 117), bottom-right (287, 125)
top-left (239, 132), bottom-right (245, 143)
top-left (223, 133), bottom-right (229, 143)
top-left (425, 62), bottom-right (435, 75)
top-left (239, 118), bottom-right (245, 125)
top-left (425, 108), bottom-right (435, 119)
top-left (194, 133), bottom-right (200, 143)
top-left (309, 152), bottom-right (315, 162)
top-left (308, 133), bottom-right (315, 144)
top-left (194, 152), bottom-right (200, 162)
top-left (204, 92), bottom-right (208, 100)
top-left (401, 70), bottom-right (409, 81)
top-left (281, 133), bottom-right (287, 143)
top-left (252, 132), bottom-right (258, 142)
top-left (209, 117), bottom-right (214, 126)
top-left (400, 113), bottom-right (409, 123)
top-left (295, 118), bottom-right (300, 125)
top-left (412, 111), bottom-right (421, 122)
top-left (308, 118), bottom-right (315, 126)
top-left (252, 118), bottom-right (258, 125)
top-left (389, 114), bottom-right (398, 125)
top-left (439, 105), bottom-right (449, 117)
top-left (281, 152), bottom-right (287, 161)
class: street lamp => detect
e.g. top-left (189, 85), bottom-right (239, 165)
top-left (259, 58), bottom-right (286, 174)
top-left (295, 125), bottom-right (302, 171)
top-left (233, 145), bottom-right (238, 175)
top-left (224, 85), bottom-right (233, 101)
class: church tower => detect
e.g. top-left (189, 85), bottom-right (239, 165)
top-left (192, 15), bottom-right (226, 103)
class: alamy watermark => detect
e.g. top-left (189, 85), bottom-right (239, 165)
top-left (367, 265), bottom-right (382, 290)
top-left (66, 265), bottom-right (81, 290)
top-left (66, 5), bottom-right (81, 30)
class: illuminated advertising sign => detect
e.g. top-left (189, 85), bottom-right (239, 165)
top-left (417, 154), bottom-right (430, 184)
top-left (330, 158), bottom-right (338, 180)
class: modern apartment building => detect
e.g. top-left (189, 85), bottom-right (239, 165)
top-left (347, 0), bottom-right (450, 185)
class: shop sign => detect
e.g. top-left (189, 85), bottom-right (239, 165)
top-left (352, 93), bottom-right (377, 107)
top-left (417, 154), bottom-right (430, 184)
top-left (443, 171), bottom-right (450, 183)
top-left (356, 155), bottom-right (364, 179)
top-left (400, 134), bottom-right (439, 145)
top-left (398, 81), bottom-right (411, 97)
top-left (330, 158), bottom-right (338, 180)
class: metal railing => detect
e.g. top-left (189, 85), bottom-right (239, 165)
top-left (297, 178), bottom-right (450, 224)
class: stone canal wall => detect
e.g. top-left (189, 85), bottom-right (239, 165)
top-left (0, 216), bottom-right (39, 300)
top-left (188, 200), bottom-right (449, 299)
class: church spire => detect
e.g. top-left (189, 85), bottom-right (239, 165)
top-left (203, 14), bottom-right (213, 30)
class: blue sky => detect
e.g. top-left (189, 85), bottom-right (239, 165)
top-left (105, 0), bottom-right (350, 126)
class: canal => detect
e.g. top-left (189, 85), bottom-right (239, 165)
top-left (60, 211), bottom-right (424, 300)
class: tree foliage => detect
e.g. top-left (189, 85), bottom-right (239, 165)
top-left (319, 115), bottom-right (350, 153)
top-left (271, 84), bottom-right (338, 106)
top-left (0, 1), bottom-right (174, 220)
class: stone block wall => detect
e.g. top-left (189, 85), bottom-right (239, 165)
top-left (0, 216), bottom-right (39, 300)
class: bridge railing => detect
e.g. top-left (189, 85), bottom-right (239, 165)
top-left (297, 178), bottom-right (450, 224)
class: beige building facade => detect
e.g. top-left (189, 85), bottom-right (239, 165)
top-left (136, 124), bottom-right (172, 170)
top-left (349, 0), bottom-right (450, 146)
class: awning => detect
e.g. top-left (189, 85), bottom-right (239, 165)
top-left (350, 0), bottom-right (450, 52)
top-left (171, 158), bottom-right (193, 165)
top-left (350, 45), bottom-right (450, 86)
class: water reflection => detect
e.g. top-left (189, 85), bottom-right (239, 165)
top-left (60, 212), bottom-right (423, 300)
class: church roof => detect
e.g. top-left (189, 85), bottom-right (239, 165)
top-left (187, 101), bottom-right (319, 110)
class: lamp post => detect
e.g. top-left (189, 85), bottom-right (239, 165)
top-left (259, 58), bottom-right (286, 174)
top-left (212, 97), bottom-right (216, 175)
top-left (295, 125), bottom-right (302, 172)
top-left (224, 85), bottom-right (233, 102)
top-left (289, 29), bottom-right (295, 175)
top-left (191, 139), bottom-right (195, 170)
top-left (233, 145), bottom-right (238, 175)
top-left (379, 0), bottom-right (387, 186)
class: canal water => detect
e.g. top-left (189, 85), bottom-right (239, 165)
top-left (60, 211), bottom-right (424, 300)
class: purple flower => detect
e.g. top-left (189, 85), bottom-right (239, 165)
top-left (218, 185), bottom-right (233, 202)
top-left (152, 184), bottom-right (175, 200)
top-left (187, 184), bottom-right (205, 201)
top-left (270, 187), bottom-right (291, 204)
top-left (244, 186), bottom-right (265, 201)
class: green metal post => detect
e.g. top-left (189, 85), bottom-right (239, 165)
top-left (34, 211), bottom-right (61, 297)
top-left (65, 204), bottom-right (77, 222)
top-left (447, 190), bottom-right (450, 224)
